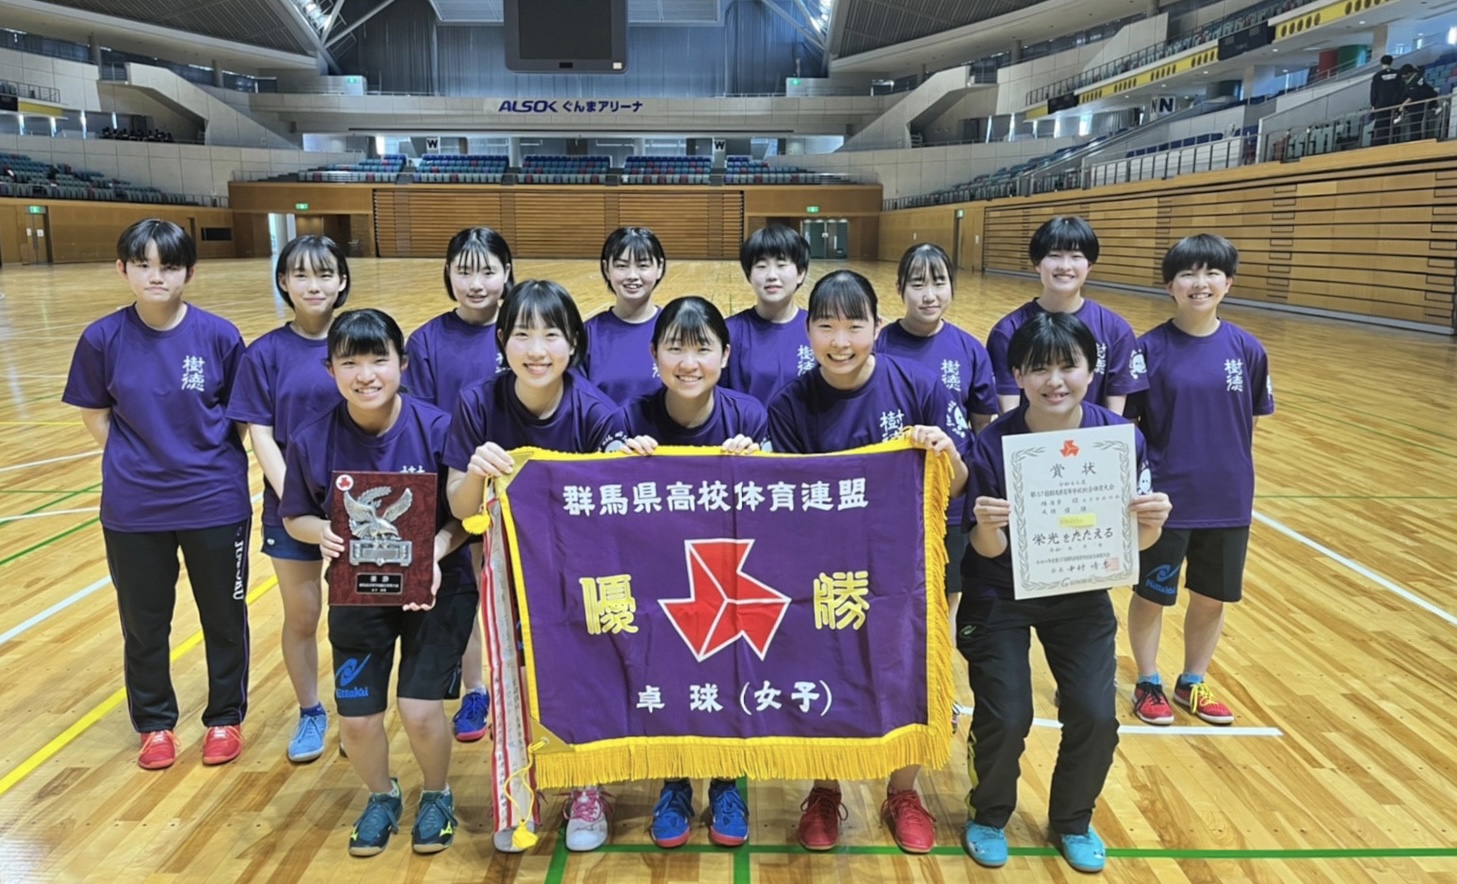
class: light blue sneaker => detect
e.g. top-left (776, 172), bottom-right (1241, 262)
top-left (963, 821), bottom-right (1008, 868)
top-left (1051, 825), bottom-right (1106, 873)
top-left (287, 709), bottom-right (328, 763)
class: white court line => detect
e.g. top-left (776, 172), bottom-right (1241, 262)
top-left (0, 451), bottom-right (100, 474)
top-left (0, 577), bottom-right (111, 646)
top-left (0, 507), bottom-right (98, 524)
top-left (1252, 510), bottom-right (1457, 629)
top-left (953, 703), bottom-right (1284, 738)
top-left (0, 491), bottom-right (265, 647)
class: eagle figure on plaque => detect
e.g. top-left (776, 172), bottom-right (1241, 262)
top-left (344, 485), bottom-right (416, 567)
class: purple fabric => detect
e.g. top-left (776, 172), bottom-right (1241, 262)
top-left (405, 310), bottom-right (504, 412)
top-left (1130, 321), bottom-right (1274, 528)
top-left (876, 320), bottom-right (999, 418)
top-left (280, 396), bottom-right (472, 588)
top-left (767, 355), bottom-right (970, 456)
top-left (722, 307), bottom-right (816, 406)
top-left (63, 305), bottom-right (250, 531)
top-left (443, 371), bottom-right (623, 471)
top-left (985, 299), bottom-right (1148, 405)
top-left (507, 447), bottom-right (931, 740)
top-left (960, 403), bottom-right (1149, 601)
top-left (617, 387), bottom-right (770, 448)
top-left (227, 324), bottom-right (339, 527)
top-left (582, 310), bottom-right (659, 404)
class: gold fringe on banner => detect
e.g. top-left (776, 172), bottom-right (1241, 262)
top-left (502, 439), bottom-right (958, 790)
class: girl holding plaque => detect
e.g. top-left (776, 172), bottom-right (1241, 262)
top-left (959, 311), bottom-right (1170, 874)
top-left (228, 235), bottom-right (350, 765)
top-left (617, 295), bottom-right (766, 849)
top-left (63, 219), bottom-right (252, 772)
top-left (280, 309), bottom-right (474, 858)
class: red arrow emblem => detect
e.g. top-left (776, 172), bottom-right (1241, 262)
top-left (1060, 439), bottom-right (1080, 457)
top-left (659, 539), bottom-right (790, 662)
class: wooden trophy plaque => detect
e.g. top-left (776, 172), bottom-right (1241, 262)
top-left (327, 470), bottom-right (437, 606)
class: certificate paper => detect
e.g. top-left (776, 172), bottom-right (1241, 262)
top-left (1002, 424), bottom-right (1139, 600)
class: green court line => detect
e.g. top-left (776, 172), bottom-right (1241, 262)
top-left (591, 843), bottom-right (1457, 860)
top-left (0, 517), bottom-right (99, 568)
top-left (1257, 494), bottom-right (1457, 500)
top-left (0, 483), bottom-right (102, 533)
top-left (1276, 400), bottom-right (1457, 462)
top-left (545, 833), bottom-right (569, 884)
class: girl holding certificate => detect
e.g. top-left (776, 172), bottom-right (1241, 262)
top-left (960, 311), bottom-right (1170, 874)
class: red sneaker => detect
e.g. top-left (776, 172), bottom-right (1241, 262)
top-left (881, 788), bottom-right (936, 854)
top-left (796, 787), bottom-right (845, 851)
top-left (1174, 681), bottom-right (1235, 725)
top-left (202, 725), bottom-right (243, 765)
top-left (138, 730), bottom-right (178, 770)
top-left (1132, 681), bottom-right (1175, 725)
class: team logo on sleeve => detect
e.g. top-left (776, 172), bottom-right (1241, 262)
top-left (1129, 351), bottom-right (1147, 379)
top-left (1138, 467), bottom-right (1152, 495)
top-left (947, 403), bottom-right (969, 439)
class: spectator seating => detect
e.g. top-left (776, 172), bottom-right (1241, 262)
top-left (414, 154), bottom-right (508, 183)
top-left (622, 155), bottom-right (711, 184)
top-left (297, 154), bottom-right (407, 182)
top-left (723, 156), bottom-right (815, 184)
top-left (0, 152), bottom-right (193, 203)
top-left (519, 154), bottom-right (610, 184)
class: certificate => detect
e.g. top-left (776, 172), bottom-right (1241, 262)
top-left (1002, 424), bottom-right (1139, 599)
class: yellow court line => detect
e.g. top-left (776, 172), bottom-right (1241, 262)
top-left (0, 576), bottom-right (279, 798)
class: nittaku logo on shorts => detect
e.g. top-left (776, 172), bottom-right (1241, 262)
top-left (337, 654), bottom-right (370, 687)
top-left (337, 686), bottom-right (369, 699)
top-left (1144, 564), bottom-right (1179, 596)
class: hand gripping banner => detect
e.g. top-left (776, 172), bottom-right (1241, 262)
top-left (486, 438), bottom-right (953, 791)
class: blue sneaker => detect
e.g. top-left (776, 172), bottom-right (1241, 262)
top-left (650, 780), bottom-right (694, 848)
top-left (453, 689), bottom-right (489, 742)
top-left (963, 821), bottom-right (1008, 868)
top-left (348, 780), bottom-right (402, 857)
top-left (287, 709), bottom-right (328, 763)
top-left (707, 779), bottom-right (748, 847)
top-left (1051, 825), bottom-right (1106, 873)
top-left (412, 788), bottom-right (458, 854)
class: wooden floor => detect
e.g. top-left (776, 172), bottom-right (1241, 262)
top-left (2, 254), bottom-right (1456, 883)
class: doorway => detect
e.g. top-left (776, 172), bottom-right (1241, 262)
top-left (801, 219), bottom-right (849, 260)
top-left (20, 208), bottom-right (52, 265)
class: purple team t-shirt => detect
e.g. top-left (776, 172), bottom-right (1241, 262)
top-left (279, 396), bottom-right (472, 589)
top-left (405, 310), bottom-right (505, 412)
top-left (227, 324), bottom-right (340, 527)
top-left (1130, 320), bottom-right (1274, 529)
top-left (618, 386), bottom-right (770, 448)
top-left (722, 307), bottom-right (816, 406)
top-left (767, 355), bottom-right (971, 455)
top-left (876, 320), bottom-right (999, 419)
top-left (985, 299), bottom-right (1148, 406)
top-left (63, 305), bottom-right (250, 532)
top-left (960, 403), bottom-right (1150, 601)
top-left (582, 309), bottom-right (659, 404)
top-left (443, 371), bottom-right (624, 470)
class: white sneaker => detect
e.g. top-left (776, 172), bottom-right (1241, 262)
top-left (493, 820), bottom-right (536, 853)
top-left (563, 786), bottom-right (611, 851)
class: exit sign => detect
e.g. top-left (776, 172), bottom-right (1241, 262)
top-left (26, 205), bottom-right (45, 214)
top-left (806, 206), bottom-right (820, 214)
top-left (295, 203), bottom-right (309, 211)
top-left (956, 209), bottom-right (964, 218)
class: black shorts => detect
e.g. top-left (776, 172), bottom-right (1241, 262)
top-left (328, 583), bottom-right (478, 717)
top-left (1135, 527), bottom-right (1250, 606)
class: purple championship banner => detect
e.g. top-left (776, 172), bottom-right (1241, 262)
top-left (491, 438), bottom-right (954, 789)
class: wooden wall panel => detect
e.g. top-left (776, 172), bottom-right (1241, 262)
top-left (512, 192), bottom-right (609, 258)
top-left (0, 198), bottom-right (235, 264)
top-left (226, 183), bottom-right (375, 214)
top-left (885, 143), bottom-right (1457, 331)
top-left (373, 190), bottom-right (506, 258)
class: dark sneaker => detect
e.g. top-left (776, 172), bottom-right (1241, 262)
top-left (452, 690), bottom-right (490, 742)
top-left (412, 789), bottom-right (458, 854)
top-left (348, 780), bottom-right (402, 857)
top-left (707, 779), bottom-right (748, 847)
top-left (650, 779), bottom-right (694, 848)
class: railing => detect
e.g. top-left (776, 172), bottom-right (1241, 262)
top-left (1261, 94), bottom-right (1455, 162)
top-left (1026, 0), bottom-right (1312, 106)
top-left (1083, 136), bottom-right (1249, 187)
top-left (0, 78), bottom-right (61, 104)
